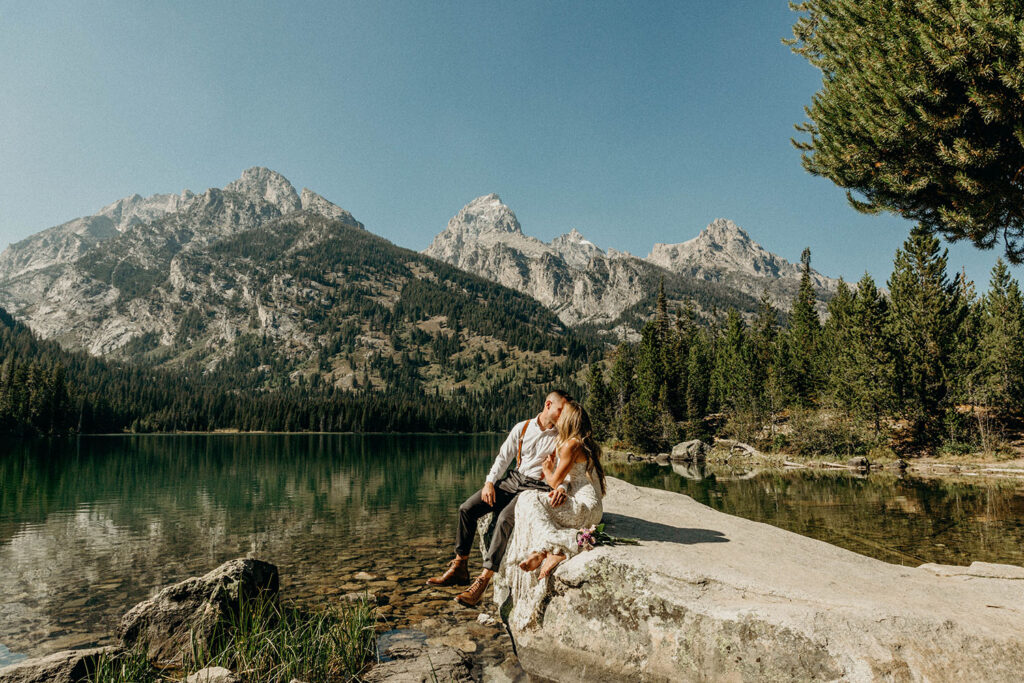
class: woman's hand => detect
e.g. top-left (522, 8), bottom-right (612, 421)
top-left (541, 445), bottom-right (575, 490)
top-left (542, 451), bottom-right (557, 475)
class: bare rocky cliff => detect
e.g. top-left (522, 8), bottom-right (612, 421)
top-left (0, 168), bottom-right (365, 358)
top-left (425, 196), bottom-right (839, 332)
top-left (0, 190), bottom-right (195, 283)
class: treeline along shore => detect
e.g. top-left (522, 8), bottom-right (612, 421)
top-left (2, 227), bottom-right (1022, 461)
top-left (0, 304), bottom-right (585, 436)
top-left (586, 227), bottom-right (1024, 459)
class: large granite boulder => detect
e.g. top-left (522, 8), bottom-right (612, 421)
top-left (670, 439), bottom-right (707, 462)
top-left (118, 558), bottom-right (279, 665)
top-left (0, 647), bottom-right (117, 683)
top-left (492, 477), bottom-right (1024, 682)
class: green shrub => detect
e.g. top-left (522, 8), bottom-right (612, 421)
top-left (785, 408), bottom-right (884, 458)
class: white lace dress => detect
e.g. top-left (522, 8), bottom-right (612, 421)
top-left (495, 460), bottom-right (604, 631)
top-left (517, 460), bottom-right (604, 558)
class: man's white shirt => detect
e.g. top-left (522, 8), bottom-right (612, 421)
top-left (486, 416), bottom-right (559, 484)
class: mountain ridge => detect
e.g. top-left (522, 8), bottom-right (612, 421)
top-left (425, 194), bottom-right (838, 332)
top-left (0, 170), bottom-right (589, 403)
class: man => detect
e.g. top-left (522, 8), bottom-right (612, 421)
top-left (427, 390), bottom-right (571, 607)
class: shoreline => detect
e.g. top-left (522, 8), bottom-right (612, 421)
top-left (602, 444), bottom-right (1024, 481)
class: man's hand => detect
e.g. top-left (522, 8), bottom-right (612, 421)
top-left (548, 486), bottom-right (566, 508)
top-left (481, 481), bottom-right (496, 506)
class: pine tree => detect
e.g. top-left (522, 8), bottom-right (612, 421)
top-left (751, 288), bottom-right (782, 428)
top-left (629, 319), bottom-right (668, 449)
top-left (584, 363), bottom-right (613, 441)
top-left (847, 274), bottom-right (896, 433)
top-left (608, 343), bottom-right (635, 442)
top-left (788, 1), bottom-right (1024, 263)
top-left (685, 333), bottom-right (711, 426)
top-left (886, 225), bottom-right (964, 442)
top-left (751, 288), bottom-right (779, 378)
top-left (822, 279), bottom-right (856, 407)
top-left (979, 260), bottom-right (1024, 414)
top-left (712, 310), bottom-right (755, 414)
top-left (768, 330), bottom-right (797, 419)
top-left (788, 247), bottom-right (822, 405)
top-left (665, 306), bottom-right (692, 419)
top-left (947, 271), bottom-right (983, 437)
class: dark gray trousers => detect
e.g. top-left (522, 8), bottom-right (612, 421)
top-left (456, 470), bottom-right (551, 570)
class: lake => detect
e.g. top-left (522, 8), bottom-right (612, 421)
top-left (2, 434), bottom-right (1023, 670)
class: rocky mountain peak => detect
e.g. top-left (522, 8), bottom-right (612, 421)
top-left (647, 218), bottom-right (784, 278)
top-left (551, 228), bottom-right (604, 269)
top-left (224, 167), bottom-right (301, 214)
top-left (698, 218), bottom-right (751, 245)
top-left (300, 188), bottom-right (363, 229)
top-left (447, 194), bottom-right (522, 235)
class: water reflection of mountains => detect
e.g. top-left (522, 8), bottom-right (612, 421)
top-left (0, 434), bottom-right (501, 661)
top-left (1, 434), bottom-right (498, 540)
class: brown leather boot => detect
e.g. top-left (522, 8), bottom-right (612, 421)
top-left (426, 556), bottom-right (470, 587)
top-left (454, 573), bottom-right (491, 607)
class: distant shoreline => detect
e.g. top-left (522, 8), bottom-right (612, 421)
top-left (6, 430), bottom-right (505, 437)
top-left (603, 445), bottom-right (1024, 481)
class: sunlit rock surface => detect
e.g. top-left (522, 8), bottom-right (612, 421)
top-left (493, 477), bottom-right (1024, 682)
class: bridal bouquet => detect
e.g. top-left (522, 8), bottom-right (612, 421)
top-left (575, 523), bottom-right (638, 550)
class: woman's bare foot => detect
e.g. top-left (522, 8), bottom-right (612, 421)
top-left (538, 552), bottom-right (566, 578)
top-left (519, 551), bottom-right (546, 572)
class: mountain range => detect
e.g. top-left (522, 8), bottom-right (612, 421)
top-left (0, 168), bottom-right (586, 397)
top-left (0, 168), bottom-right (839, 381)
top-left (425, 193), bottom-right (838, 333)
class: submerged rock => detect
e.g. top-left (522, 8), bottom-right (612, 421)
top-left (118, 558), bottom-right (279, 665)
top-left (492, 477), bottom-right (1024, 682)
top-left (363, 642), bottom-right (473, 682)
top-left (0, 647), bottom-right (117, 683)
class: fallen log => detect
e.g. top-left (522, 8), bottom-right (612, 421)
top-left (713, 438), bottom-right (762, 457)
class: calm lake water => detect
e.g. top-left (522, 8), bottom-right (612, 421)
top-left (2, 434), bottom-right (1023, 669)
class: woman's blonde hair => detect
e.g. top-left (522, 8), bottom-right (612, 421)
top-left (556, 399), bottom-right (606, 494)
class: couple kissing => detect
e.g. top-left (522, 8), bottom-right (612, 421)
top-left (427, 390), bottom-right (606, 607)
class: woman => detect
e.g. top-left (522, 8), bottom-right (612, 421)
top-left (515, 399), bottom-right (606, 578)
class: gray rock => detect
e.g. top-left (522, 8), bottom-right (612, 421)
top-left (0, 647), bottom-right (117, 683)
top-left (670, 439), bottom-right (707, 462)
top-left (847, 456), bottom-right (870, 469)
top-left (655, 452), bottom-right (670, 464)
top-left (495, 477), bottom-right (1024, 682)
top-left (362, 643), bottom-right (473, 682)
top-left (185, 667), bottom-right (241, 683)
top-left (118, 558), bottom-right (279, 665)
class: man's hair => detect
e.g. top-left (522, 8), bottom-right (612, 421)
top-left (546, 389), bottom-right (572, 404)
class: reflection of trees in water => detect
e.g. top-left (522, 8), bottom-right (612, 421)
top-left (607, 463), bottom-right (1024, 567)
top-left (0, 434), bottom-right (500, 659)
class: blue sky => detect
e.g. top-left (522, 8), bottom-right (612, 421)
top-left (2, 1), bottom-right (1021, 290)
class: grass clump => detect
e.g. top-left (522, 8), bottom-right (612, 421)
top-left (189, 591), bottom-right (377, 683)
top-left (86, 647), bottom-right (165, 683)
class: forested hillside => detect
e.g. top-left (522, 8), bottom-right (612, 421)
top-left (589, 229), bottom-right (1024, 456)
top-left (0, 304), bottom-right (586, 436)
